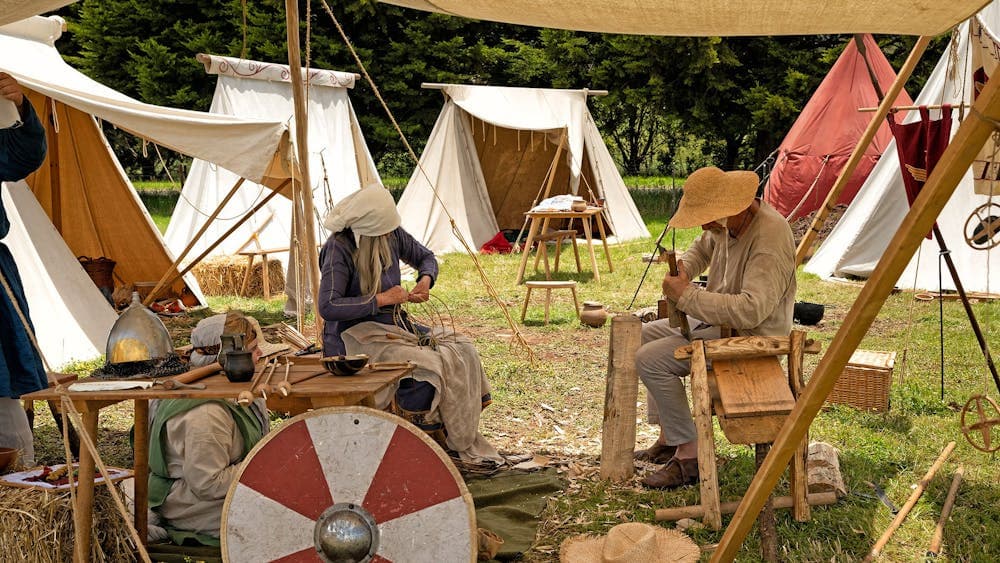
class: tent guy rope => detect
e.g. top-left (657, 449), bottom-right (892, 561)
top-left (320, 0), bottom-right (534, 360)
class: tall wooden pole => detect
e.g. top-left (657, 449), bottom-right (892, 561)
top-left (285, 0), bottom-right (323, 340)
top-left (795, 36), bottom-right (931, 266)
top-left (712, 58), bottom-right (1000, 563)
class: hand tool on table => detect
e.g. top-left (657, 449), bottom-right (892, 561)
top-left (159, 361), bottom-right (223, 390)
top-left (152, 379), bottom-right (206, 390)
top-left (271, 364), bottom-right (328, 397)
top-left (368, 361), bottom-right (413, 371)
top-left (275, 360), bottom-right (294, 397)
top-left (253, 358), bottom-right (280, 400)
top-left (663, 249), bottom-right (691, 339)
top-left (238, 361), bottom-right (271, 406)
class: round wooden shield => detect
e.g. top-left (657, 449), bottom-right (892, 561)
top-left (221, 406), bottom-right (476, 562)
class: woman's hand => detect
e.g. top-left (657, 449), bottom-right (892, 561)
top-left (376, 285), bottom-right (409, 307)
top-left (408, 275), bottom-right (431, 303)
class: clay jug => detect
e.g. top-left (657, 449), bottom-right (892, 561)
top-left (223, 350), bottom-right (255, 382)
top-left (580, 301), bottom-right (609, 328)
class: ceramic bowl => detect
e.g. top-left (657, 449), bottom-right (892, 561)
top-left (0, 447), bottom-right (18, 473)
top-left (322, 354), bottom-right (370, 376)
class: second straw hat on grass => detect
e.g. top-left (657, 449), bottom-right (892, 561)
top-left (559, 522), bottom-right (700, 563)
top-left (669, 166), bottom-right (758, 229)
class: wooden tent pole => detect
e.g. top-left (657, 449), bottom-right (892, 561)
top-left (712, 61), bottom-right (1000, 563)
top-left (794, 36), bottom-right (930, 266)
top-left (145, 180), bottom-right (287, 303)
top-left (285, 0), bottom-right (323, 341)
top-left (142, 177), bottom-right (247, 305)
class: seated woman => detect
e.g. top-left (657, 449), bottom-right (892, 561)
top-left (318, 183), bottom-right (500, 463)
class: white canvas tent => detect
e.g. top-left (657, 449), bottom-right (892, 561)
top-left (0, 17), bottom-right (290, 367)
top-left (397, 84), bottom-right (649, 254)
top-left (806, 5), bottom-right (1000, 293)
top-left (165, 55), bottom-right (380, 288)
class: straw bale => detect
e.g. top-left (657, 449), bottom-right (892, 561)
top-left (192, 255), bottom-right (285, 297)
top-left (0, 484), bottom-right (136, 562)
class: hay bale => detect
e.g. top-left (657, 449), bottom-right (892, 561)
top-left (0, 485), bottom-right (136, 562)
top-left (192, 255), bottom-right (285, 298)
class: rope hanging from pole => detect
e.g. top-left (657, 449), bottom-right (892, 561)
top-left (319, 0), bottom-right (533, 360)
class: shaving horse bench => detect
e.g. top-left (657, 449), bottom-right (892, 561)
top-left (653, 331), bottom-right (835, 561)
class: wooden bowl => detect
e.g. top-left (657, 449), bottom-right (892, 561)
top-left (0, 447), bottom-right (18, 473)
top-left (321, 354), bottom-right (370, 376)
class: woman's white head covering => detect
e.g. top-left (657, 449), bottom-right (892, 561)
top-left (323, 183), bottom-right (401, 237)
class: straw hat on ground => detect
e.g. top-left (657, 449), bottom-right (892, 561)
top-left (669, 166), bottom-right (758, 229)
top-left (559, 522), bottom-right (700, 563)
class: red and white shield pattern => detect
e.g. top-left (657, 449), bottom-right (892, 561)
top-left (222, 407), bottom-right (476, 562)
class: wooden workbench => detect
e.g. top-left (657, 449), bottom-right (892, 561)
top-left (22, 360), bottom-right (412, 562)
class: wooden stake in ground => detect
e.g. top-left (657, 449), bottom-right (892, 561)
top-left (864, 441), bottom-right (956, 561)
top-left (600, 315), bottom-right (640, 481)
top-left (927, 465), bottom-right (965, 558)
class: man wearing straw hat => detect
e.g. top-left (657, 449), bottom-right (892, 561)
top-left (634, 166), bottom-right (796, 489)
top-left (0, 73), bottom-right (48, 468)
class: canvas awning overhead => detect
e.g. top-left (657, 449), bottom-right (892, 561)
top-left (0, 16), bottom-right (290, 184)
top-left (0, 0), bottom-right (73, 26)
top-left (379, 0), bottom-right (990, 36)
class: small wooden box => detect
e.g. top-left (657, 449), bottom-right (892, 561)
top-left (827, 350), bottom-right (896, 412)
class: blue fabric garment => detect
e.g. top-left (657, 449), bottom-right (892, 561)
top-left (0, 100), bottom-right (47, 398)
top-left (317, 227), bottom-right (438, 356)
top-left (0, 101), bottom-right (47, 184)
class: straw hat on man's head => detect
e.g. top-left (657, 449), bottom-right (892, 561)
top-left (559, 522), bottom-right (700, 563)
top-left (668, 166), bottom-right (758, 229)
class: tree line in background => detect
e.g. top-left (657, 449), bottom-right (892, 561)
top-left (52, 0), bottom-right (949, 181)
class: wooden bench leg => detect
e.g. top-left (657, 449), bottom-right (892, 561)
top-left (571, 236), bottom-right (582, 273)
top-left (691, 341), bottom-right (722, 530)
top-left (261, 252), bottom-right (270, 301)
top-left (553, 237), bottom-right (563, 274)
top-left (239, 255), bottom-right (255, 297)
top-left (569, 284), bottom-right (580, 318)
top-left (544, 289), bottom-right (552, 324)
top-left (756, 443), bottom-right (778, 562)
top-left (520, 287), bottom-right (533, 323)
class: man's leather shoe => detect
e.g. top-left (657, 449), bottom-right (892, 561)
top-left (633, 442), bottom-right (676, 464)
top-left (641, 457), bottom-right (699, 489)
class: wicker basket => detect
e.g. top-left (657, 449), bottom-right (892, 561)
top-left (827, 350), bottom-right (896, 412)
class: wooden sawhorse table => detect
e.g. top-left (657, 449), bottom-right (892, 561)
top-left (515, 206), bottom-right (613, 284)
top-left (22, 361), bottom-right (411, 562)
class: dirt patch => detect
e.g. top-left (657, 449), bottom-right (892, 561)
top-left (790, 204), bottom-right (848, 247)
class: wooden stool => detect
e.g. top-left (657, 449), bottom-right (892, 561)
top-left (238, 247), bottom-right (282, 300)
top-left (532, 229), bottom-right (582, 279)
top-left (520, 281), bottom-right (580, 325)
top-left (655, 332), bottom-right (825, 562)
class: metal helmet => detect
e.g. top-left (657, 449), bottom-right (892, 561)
top-left (105, 292), bottom-right (174, 364)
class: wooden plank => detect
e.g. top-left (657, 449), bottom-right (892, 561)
top-left (789, 331), bottom-right (810, 523)
top-left (713, 41), bottom-right (1000, 563)
top-left (691, 340), bottom-right (722, 530)
top-left (655, 492), bottom-right (838, 522)
top-left (600, 315), bottom-right (641, 481)
top-left (713, 357), bottom-right (794, 418)
top-left (674, 336), bottom-right (821, 361)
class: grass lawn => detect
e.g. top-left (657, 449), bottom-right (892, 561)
top-left (32, 191), bottom-right (1000, 561)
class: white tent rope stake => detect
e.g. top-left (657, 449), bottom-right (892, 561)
top-left (320, 0), bottom-right (534, 359)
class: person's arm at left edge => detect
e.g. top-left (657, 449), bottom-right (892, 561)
top-left (0, 73), bottom-right (47, 183)
top-left (394, 228), bottom-right (438, 303)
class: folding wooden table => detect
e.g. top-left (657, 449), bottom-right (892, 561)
top-left (22, 362), bottom-right (412, 562)
top-left (514, 206), bottom-right (614, 284)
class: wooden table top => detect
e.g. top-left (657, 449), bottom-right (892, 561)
top-left (22, 361), bottom-right (411, 403)
top-left (525, 206), bottom-right (603, 219)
